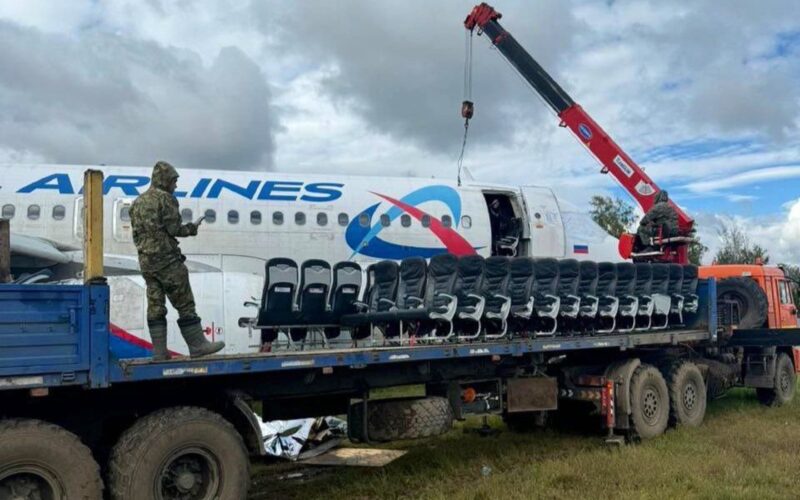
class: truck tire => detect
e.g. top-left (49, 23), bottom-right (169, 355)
top-left (756, 352), bottom-right (796, 407)
top-left (0, 419), bottom-right (103, 500)
top-left (629, 365), bottom-right (670, 440)
top-left (349, 396), bottom-right (454, 442)
top-left (667, 362), bottom-right (707, 427)
top-left (718, 277), bottom-right (768, 329)
top-left (108, 406), bottom-right (250, 500)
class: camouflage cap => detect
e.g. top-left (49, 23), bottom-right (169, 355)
top-left (655, 190), bottom-right (669, 203)
top-left (152, 161), bottom-right (179, 191)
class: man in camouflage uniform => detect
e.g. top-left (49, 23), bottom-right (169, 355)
top-left (130, 161), bottom-right (225, 360)
top-left (636, 190), bottom-right (679, 251)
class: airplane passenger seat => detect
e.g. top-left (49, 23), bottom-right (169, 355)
top-left (325, 261), bottom-right (362, 340)
top-left (507, 257), bottom-right (536, 336)
top-left (531, 258), bottom-right (561, 336)
top-left (482, 256), bottom-right (512, 339)
top-left (595, 262), bottom-right (619, 333)
top-left (667, 264), bottom-right (685, 325)
top-left (454, 255), bottom-right (486, 339)
top-left (633, 263), bottom-right (654, 331)
top-left (614, 263), bottom-right (638, 333)
top-left (681, 265), bottom-right (700, 314)
top-left (649, 263), bottom-right (672, 330)
top-left (577, 261), bottom-right (599, 330)
top-left (257, 258), bottom-right (299, 343)
top-left (556, 259), bottom-right (581, 330)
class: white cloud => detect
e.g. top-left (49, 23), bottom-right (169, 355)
top-left (684, 165), bottom-right (800, 194)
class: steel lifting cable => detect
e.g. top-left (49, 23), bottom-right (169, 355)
top-left (457, 29), bottom-right (474, 186)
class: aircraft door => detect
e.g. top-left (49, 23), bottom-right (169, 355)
top-left (73, 197), bottom-right (84, 238)
top-left (113, 198), bottom-right (134, 243)
top-left (520, 186), bottom-right (566, 258)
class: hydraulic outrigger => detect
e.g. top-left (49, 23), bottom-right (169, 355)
top-left (464, 3), bottom-right (695, 264)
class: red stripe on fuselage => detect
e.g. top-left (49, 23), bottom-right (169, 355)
top-left (110, 323), bottom-right (181, 356)
top-left (371, 192), bottom-right (477, 256)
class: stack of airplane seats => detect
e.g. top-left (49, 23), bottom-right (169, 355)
top-left (250, 254), bottom-right (700, 348)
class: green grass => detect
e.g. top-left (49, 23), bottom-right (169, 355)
top-left (249, 387), bottom-right (800, 500)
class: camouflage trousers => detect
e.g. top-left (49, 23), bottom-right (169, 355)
top-left (142, 261), bottom-right (199, 324)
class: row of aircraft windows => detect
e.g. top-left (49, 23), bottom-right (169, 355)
top-left (0, 203), bottom-right (474, 230)
top-left (179, 209), bottom-right (473, 229)
top-left (2, 204), bottom-right (66, 221)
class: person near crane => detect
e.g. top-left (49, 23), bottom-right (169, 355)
top-left (635, 190), bottom-right (679, 252)
top-left (129, 161), bottom-right (225, 360)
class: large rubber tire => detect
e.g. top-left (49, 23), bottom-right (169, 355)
top-left (629, 365), bottom-right (670, 440)
top-left (349, 396), bottom-right (454, 442)
top-left (756, 352), bottom-right (796, 407)
top-left (667, 362), bottom-right (707, 427)
top-left (718, 277), bottom-right (768, 329)
top-left (108, 406), bottom-right (250, 500)
top-left (0, 419), bottom-right (103, 500)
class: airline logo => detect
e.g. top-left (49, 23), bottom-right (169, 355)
top-left (345, 185), bottom-right (478, 259)
top-left (16, 173), bottom-right (343, 202)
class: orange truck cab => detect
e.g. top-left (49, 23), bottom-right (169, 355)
top-left (700, 264), bottom-right (798, 329)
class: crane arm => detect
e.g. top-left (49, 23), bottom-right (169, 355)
top-left (464, 3), bottom-right (694, 234)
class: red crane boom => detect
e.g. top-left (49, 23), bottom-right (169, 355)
top-left (465, 3), bottom-right (694, 263)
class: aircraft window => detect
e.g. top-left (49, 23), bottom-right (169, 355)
top-left (295, 212), bottom-right (306, 226)
top-left (317, 212), bottom-right (328, 226)
top-left (27, 205), bottom-right (41, 220)
top-left (338, 213), bottom-right (349, 226)
top-left (380, 214), bottom-right (390, 227)
top-left (52, 205), bottom-right (66, 221)
top-left (401, 214), bottom-right (411, 227)
top-left (1, 204), bottom-right (14, 219)
top-left (441, 214), bottom-right (452, 228)
top-left (421, 214), bottom-right (431, 228)
top-left (120, 206), bottom-right (131, 222)
top-left (181, 208), bottom-right (193, 223)
top-left (250, 211), bottom-right (262, 225)
top-left (359, 212), bottom-right (370, 228)
top-left (204, 209), bottom-right (216, 224)
top-left (228, 210), bottom-right (239, 224)
top-left (461, 215), bottom-right (472, 229)
top-left (273, 211), bottom-right (284, 225)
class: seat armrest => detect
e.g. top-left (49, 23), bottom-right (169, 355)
top-left (379, 298), bottom-right (396, 307)
top-left (353, 301), bottom-right (369, 312)
top-left (437, 293), bottom-right (456, 302)
top-left (406, 296), bottom-right (424, 307)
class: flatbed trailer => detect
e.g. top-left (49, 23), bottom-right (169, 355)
top-left (2, 279), bottom-right (799, 500)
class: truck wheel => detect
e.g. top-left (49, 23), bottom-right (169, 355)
top-left (0, 419), bottom-right (103, 500)
top-left (109, 406), bottom-right (250, 500)
top-left (629, 365), bottom-right (670, 439)
top-left (349, 396), bottom-right (454, 442)
top-left (667, 362), bottom-right (707, 427)
top-left (756, 353), bottom-right (796, 407)
top-left (718, 277), bottom-right (768, 329)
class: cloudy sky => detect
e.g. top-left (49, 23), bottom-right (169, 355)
top-left (1, 0), bottom-right (799, 263)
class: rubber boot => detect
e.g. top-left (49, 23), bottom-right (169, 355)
top-left (178, 317), bottom-right (225, 358)
top-left (148, 319), bottom-right (171, 361)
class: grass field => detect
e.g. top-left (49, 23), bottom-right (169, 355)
top-left (249, 386), bottom-right (800, 500)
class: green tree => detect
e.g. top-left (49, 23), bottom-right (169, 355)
top-left (589, 195), bottom-right (636, 239)
top-left (714, 224), bottom-right (769, 264)
top-left (688, 238), bottom-right (708, 265)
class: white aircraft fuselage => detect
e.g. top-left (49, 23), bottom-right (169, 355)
top-left (1, 164), bottom-right (621, 357)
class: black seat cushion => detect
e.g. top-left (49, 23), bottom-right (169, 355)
top-left (556, 259), bottom-right (580, 296)
top-left (578, 261), bottom-right (599, 296)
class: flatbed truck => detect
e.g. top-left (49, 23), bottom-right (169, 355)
top-left (2, 272), bottom-right (799, 499)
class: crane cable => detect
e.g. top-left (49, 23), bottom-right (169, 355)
top-left (457, 29), bottom-right (474, 186)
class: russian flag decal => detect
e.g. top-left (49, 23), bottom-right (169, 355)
top-left (573, 244), bottom-right (589, 254)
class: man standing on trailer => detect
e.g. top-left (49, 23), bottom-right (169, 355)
top-left (130, 161), bottom-right (225, 360)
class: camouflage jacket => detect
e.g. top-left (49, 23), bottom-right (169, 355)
top-left (130, 169), bottom-right (197, 272)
